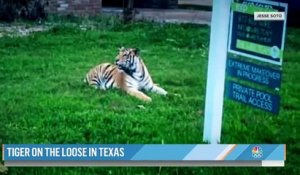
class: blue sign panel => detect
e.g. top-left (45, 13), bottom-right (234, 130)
top-left (226, 81), bottom-right (280, 114)
top-left (228, 0), bottom-right (288, 65)
top-left (227, 58), bottom-right (281, 89)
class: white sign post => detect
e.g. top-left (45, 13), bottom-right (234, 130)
top-left (203, 0), bottom-right (231, 144)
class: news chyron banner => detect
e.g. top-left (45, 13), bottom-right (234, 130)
top-left (2, 144), bottom-right (285, 167)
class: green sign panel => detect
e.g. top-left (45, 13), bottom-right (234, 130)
top-left (228, 0), bottom-right (288, 65)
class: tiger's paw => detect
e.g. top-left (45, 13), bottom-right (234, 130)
top-left (156, 87), bottom-right (168, 96)
top-left (143, 96), bottom-right (152, 102)
top-left (160, 89), bottom-right (168, 96)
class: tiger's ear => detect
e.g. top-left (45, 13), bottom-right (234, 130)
top-left (132, 48), bottom-right (140, 55)
top-left (119, 46), bottom-right (125, 52)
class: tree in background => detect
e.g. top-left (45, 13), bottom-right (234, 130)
top-left (123, 0), bottom-right (134, 23)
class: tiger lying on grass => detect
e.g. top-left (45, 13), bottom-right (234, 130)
top-left (84, 47), bottom-right (167, 102)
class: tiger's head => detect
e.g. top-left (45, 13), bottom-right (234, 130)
top-left (115, 47), bottom-right (140, 74)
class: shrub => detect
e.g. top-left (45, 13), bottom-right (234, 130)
top-left (0, 0), bottom-right (47, 22)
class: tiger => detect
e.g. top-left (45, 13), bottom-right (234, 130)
top-left (84, 47), bottom-right (167, 102)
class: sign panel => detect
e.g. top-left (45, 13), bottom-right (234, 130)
top-left (227, 58), bottom-right (282, 89)
top-left (226, 81), bottom-right (280, 114)
top-left (228, 0), bottom-right (288, 65)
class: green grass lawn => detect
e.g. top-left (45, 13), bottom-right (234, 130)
top-left (0, 17), bottom-right (299, 174)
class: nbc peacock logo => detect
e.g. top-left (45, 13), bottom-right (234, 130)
top-left (252, 146), bottom-right (263, 158)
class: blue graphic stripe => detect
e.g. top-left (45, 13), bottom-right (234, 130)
top-left (266, 145), bottom-right (285, 160)
top-left (225, 145), bottom-right (250, 160)
top-left (131, 144), bottom-right (196, 160)
top-left (184, 145), bottom-right (228, 160)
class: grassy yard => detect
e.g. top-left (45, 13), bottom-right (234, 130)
top-left (0, 17), bottom-right (299, 174)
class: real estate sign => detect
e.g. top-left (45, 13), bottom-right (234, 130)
top-left (204, 0), bottom-right (288, 143)
top-left (228, 0), bottom-right (288, 66)
top-left (226, 0), bottom-right (287, 114)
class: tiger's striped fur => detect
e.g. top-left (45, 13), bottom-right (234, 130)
top-left (84, 63), bottom-right (123, 90)
top-left (84, 47), bottom-right (167, 102)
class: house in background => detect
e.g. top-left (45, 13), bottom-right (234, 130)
top-left (47, 0), bottom-right (299, 26)
top-left (47, 0), bottom-right (212, 25)
top-left (47, 0), bottom-right (180, 14)
top-left (46, 0), bottom-right (180, 15)
top-left (102, 0), bottom-right (178, 9)
top-left (46, 0), bottom-right (102, 15)
top-left (0, 0), bottom-right (296, 26)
